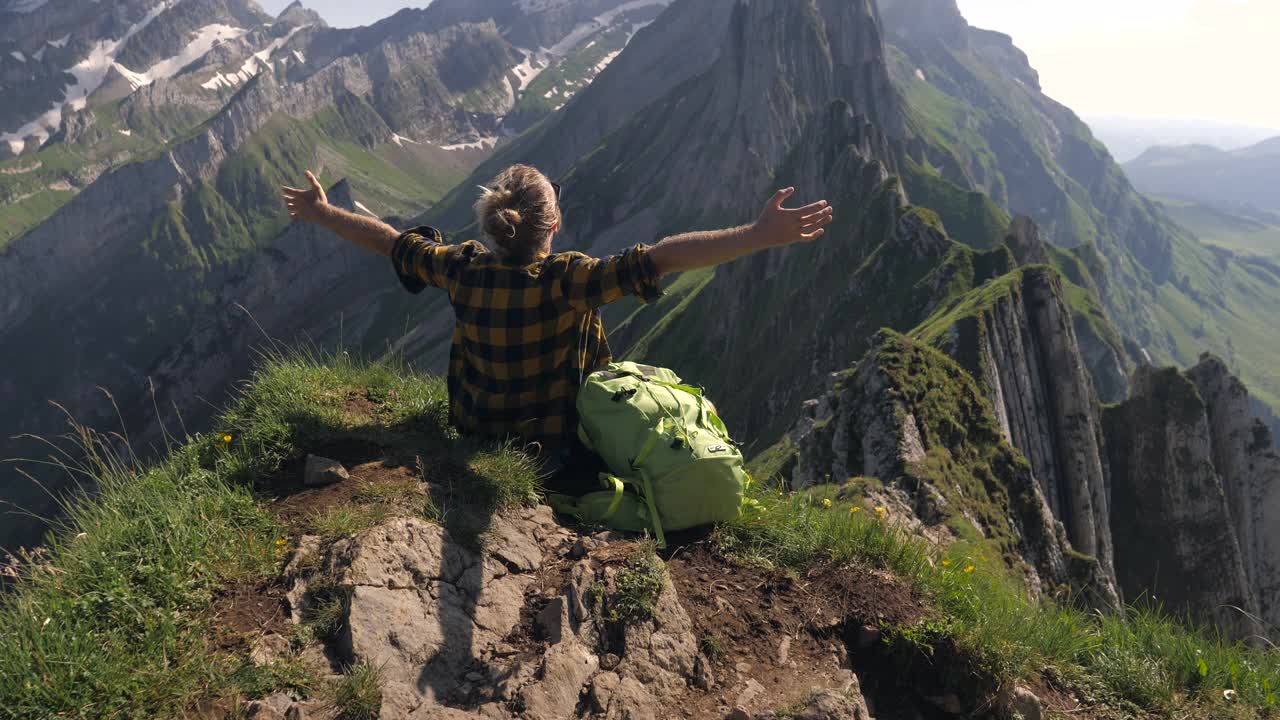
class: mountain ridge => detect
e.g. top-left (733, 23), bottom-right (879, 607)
top-left (0, 0), bottom-right (668, 551)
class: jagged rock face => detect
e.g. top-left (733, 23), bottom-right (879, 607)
top-left (1, 0), bottom-right (164, 141)
top-left (425, 0), bottom-right (670, 50)
top-left (1103, 366), bottom-right (1262, 639)
top-left (924, 266), bottom-right (1116, 583)
top-left (784, 331), bottom-right (1119, 610)
top-left (111, 0), bottom-right (270, 72)
top-left (1002, 217), bottom-right (1129, 401)
top-left (1185, 354), bottom-right (1280, 630)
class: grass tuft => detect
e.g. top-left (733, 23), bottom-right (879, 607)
top-left (605, 546), bottom-right (666, 625)
top-left (0, 347), bottom-right (538, 717)
top-left (333, 661), bottom-right (383, 720)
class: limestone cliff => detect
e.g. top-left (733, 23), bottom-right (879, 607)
top-left (912, 265), bottom-right (1116, 586)
top-left (779, 331), bottom-right (1120, 610)
top-left (1185, 355), bottom-right (1280, 631)
top-left (1103, 366), bottom-right (1263, 640)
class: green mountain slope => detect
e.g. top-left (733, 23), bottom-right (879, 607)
top-left (1154, 196), bottom-right (1280, 258)
top-left (877, 0), bottom-right (1280, 418)
top-left (1124, 138), bottom-right (1280, 215)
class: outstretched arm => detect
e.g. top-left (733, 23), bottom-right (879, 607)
top-left (281, 171), bottom-right (400, 256)
top-left (648, 188), bottom-right (833, 276)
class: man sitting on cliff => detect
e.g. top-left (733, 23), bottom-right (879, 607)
top-left (282, 165), bottom-right (832, 483)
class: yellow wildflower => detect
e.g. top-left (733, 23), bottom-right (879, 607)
top-left (941, 559), bottom-right (952, 567)
top-left (964, 565), bottom-right (975, 573)
top-left (275, 538), bottom-right (287, 546)
top-left (875, 506), bottom-right (887, 516)
top-left (849, 506), bottom-right (860, 514)
top-left (822, 498), bottom-right (832, 508)
top-left (221, 433), bottom-right (233, 443)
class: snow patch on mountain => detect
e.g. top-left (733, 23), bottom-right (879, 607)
top-left (9, 51), bottom-right (25, 62)
top-left (441, 136), bottom-right (497, 151)
top-left (547, 0), bottom-right (666, 56)
top-left (1, 1), bottom-right (170, 153)
top-left (593, 50), bottom-right (620, 73)
top-left (47, 34), bottom-right (70, 48)
top-left (115, 23), bottom-right (248, 90)
top-left (200, 24), bottom-right (306, 91)
top-left (390, 133), bottom-right (418, 147)
top-left (510, 54), bottom-right (545, 92)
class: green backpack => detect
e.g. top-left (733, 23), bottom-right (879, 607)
top-left (552, 362), bottom-right (746, 546)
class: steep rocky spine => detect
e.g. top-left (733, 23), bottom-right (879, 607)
top-left (1185, 355), bottom-right (1280, 630)
top-left (1103, 366), bottom-right (1261, 639)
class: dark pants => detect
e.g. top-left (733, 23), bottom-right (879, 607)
top-left (540, 438), bottom-right (612, 497)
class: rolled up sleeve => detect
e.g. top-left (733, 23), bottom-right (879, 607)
top-left (390, 225), bottom-right (464, 294)
top-left (557, 244), bottom-right (664, 311)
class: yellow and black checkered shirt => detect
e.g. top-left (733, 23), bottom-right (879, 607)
top-left (391, 226), bottom-right (664, 449)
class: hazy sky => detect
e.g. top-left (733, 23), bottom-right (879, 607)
top-left (955, 0), bottom-right (1280, 129)
top-left (260, 0), bottom-right (1280, 130)
top-left (260, 0), bottom-right (425, 29)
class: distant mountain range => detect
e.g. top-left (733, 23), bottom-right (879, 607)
top-left (1124, 136), bottom-right (1280, 215)
top-left (1085, 114), bottom-right (1280, 163)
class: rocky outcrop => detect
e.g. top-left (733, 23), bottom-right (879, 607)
top-left (285, 508), bottom-right (878, 719)
top-left (1103, 366), bottom-right (1264, 640)
top-left (920, 266), bottom-right (1116, 584)
top-left (1185, 354), bottom-right (1280, 630)
top-left (783, 331), bottom-right (1119, 610)
top-left (1003, 216), bottom-right (1129, 402)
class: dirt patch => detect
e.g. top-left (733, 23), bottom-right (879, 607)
top-left (269, 459), bottom-right (424, 530)
top-left (208, 576), bottom-right (292, 654)
top-left (342, 389), bottom-right (378, 420)
top-left (666, 541), bottom-right (930, 716)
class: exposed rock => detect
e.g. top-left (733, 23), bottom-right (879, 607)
top-left (785, 331), bottom-right (1116, 609)
top-left (246, 692), bottom-right (294, 720)
top-left (283, 534), bottom-right (323, 624)
top-left (736, 678), bottom-right (767, 708)
top-left (758, 688), bottom-right (872, 720)
top-left (1004, 216), bottom-right (1051, 266)
top-left (923, 265), bottom-right (1117, 591)
top-left (518, 639), bottom-right (599, 719)
top-left (535, 596), bottom-right (568, 644)
top-left (1003, 685), bottom-right (1043, 720)
top-left (1104, 366), bottom-right (1263, 639)
top-left (776, 636), bottom-right (791, 666)
top-left (304, 455), bottom-right (349, 487)
top-left (1186, 355), bottom-right (1280, 630)
top-left (311, 512), bottom-right (553, 716)
top-left (249, 633), bottom-right (291, 667)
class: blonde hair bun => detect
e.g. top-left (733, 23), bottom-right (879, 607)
top-left (474, 165), bottom-right (560, 264)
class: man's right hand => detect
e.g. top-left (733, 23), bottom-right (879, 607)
top-left (282, 170), bottom-right (329, 223)
top-left (751, 187), bottom-right (833, 247)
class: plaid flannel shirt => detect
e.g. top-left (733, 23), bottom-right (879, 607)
top-left (391, 226), bottom-right (664, 449)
